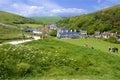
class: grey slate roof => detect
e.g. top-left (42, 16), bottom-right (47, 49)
top-left (59, 32), bottom-right (80, 37)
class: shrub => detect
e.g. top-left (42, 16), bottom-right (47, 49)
top-left (107, 36), bottom-right (118, 43)
top-left (16, 62), bottom-right (31, 77)
top-left (49, 29), bottom-right (57, 37)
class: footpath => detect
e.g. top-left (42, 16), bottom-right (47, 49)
top-left (0, 36), bottom-right (40, 46)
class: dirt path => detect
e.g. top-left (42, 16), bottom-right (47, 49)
top-left (8, 40), bottom-right (32, 45)
top-left (0, 36), bottom-right (40, 46)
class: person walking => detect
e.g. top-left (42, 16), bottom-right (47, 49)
top-left (22, 33), bottom-right (25, 40)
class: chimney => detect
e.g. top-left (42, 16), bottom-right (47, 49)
top-left (62, 30), bottom-right (63, 33)
top-left (74, 29), bottom-right (76, 32)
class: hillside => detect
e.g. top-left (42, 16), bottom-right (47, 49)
top-left (0, 11), bottom-right (37, 25)
top-left (31, 16), bottom-right (63, 24)
top-left (0, 38), bottom-right (120, 79)
top-left (0, 26), bottom-right (22, 43)
top-left (57, 4), bottom-right (120, 34)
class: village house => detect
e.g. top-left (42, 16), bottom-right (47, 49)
top-left (57, 27), bottom-right (120, 40)
top-left (116, 35), bottom-right (120, 40)
top-left (101, 32), bottom-right (117, 39)
top-left (80, 30), bottom-right (87, 38)
top-left (114, 32), bottom-right (120, 40)
top-left (33, 29), bottom-right (42, 34)
top-left (57, 28), bottom-right (80, 38)
top-left (40, 27), bottom-right (51, 38)
top-left (94, 31), bottom-right (101, 38)
top-left (45, 23), bottom-right (57, 30)
top-left (22, 28), bottom-right (33, 32)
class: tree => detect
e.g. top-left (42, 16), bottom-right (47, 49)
top-left (108, 36), bottom-right (117, 43)
top-left (49, 29), bottom-right (57, 37)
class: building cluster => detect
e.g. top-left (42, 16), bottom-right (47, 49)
top-left (57, 28), bottom-right (89, 38)
top-left (22, 23), bottom-right (56, 38)
top-left (94, 31), bottom-right (120, 40)
top-left (22, 23), bottom-right (120, 40)
top-left (57, 28), bottom-right (120, 40)
top-left (45, 23), bottom-right (57, 30)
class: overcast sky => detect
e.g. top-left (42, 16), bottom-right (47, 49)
top-left (0, 0), bottom-right (120, 17)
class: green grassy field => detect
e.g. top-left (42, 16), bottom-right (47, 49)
top-left (16, 24), bottom-right (43, 28)
top-left (58, 38), bottom-right (120, 54)
top-left (1, 38), bottom-right (120, 80)
top-left (0, 26), bottom-right (22, 43)
top-left (31, 16), bottom-right (62, 24)
top-left (0, 26), bottom-right (31, 43)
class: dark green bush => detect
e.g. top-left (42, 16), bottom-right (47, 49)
top-left (107, 36), bottom-right (120, 43)
top-left (49, 29), bottom-right (57, 37)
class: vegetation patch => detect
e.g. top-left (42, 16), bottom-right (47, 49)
top-left (57, 5), bottom-right (120, 34)
top-left (31, 16), bottom-right (63, 24)
top-left (0, 38), bottom-right (120, 79)
top-left (59, 38), bottom-right (120, 53)
top-left (0, 26), bottom-right (23, 43)
top-left (16, 24), bottom-right (43, 28)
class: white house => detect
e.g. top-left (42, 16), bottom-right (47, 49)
top-left (57, 28), bottom-right (80, 38)
top-left (45, 23), bottom-right (57, 30)
top-left (80, 30), bottom-right (87, 38)
top-left (94, 31), bottom-right (101, 38)
top-left (33, 29), bottom-right (42, 34)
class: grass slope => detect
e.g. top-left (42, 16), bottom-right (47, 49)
top-left (31, 16), bottom-right (62, 24)
top-left (58, 38), bottom-right (120, 54)
top-left (16, 24), bottom-right (43, 28)
top-left (0, 26), bottom-right (23, 43)
top-left (0, 38), bottom-right (120, 79)
top-left (0, 11), bottom-right (37, 25)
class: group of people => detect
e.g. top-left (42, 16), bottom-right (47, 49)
top-left (109, 47), bottom-right (118, 53)
top-left (22, 33), bottom-right (34, 40)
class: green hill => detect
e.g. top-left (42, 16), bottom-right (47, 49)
top-left (31, 16), bottom-right (63, 24)
top-left (0, 11), bottom-right (41, 43)
top-left (57, 4), bottom-right (120, 34)
top-left (0, 26), bottom-right (22, 43)
top-left (0, 38), bottom-right (120, 79)
top-left (0, 11), bottom-right (37, 25)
